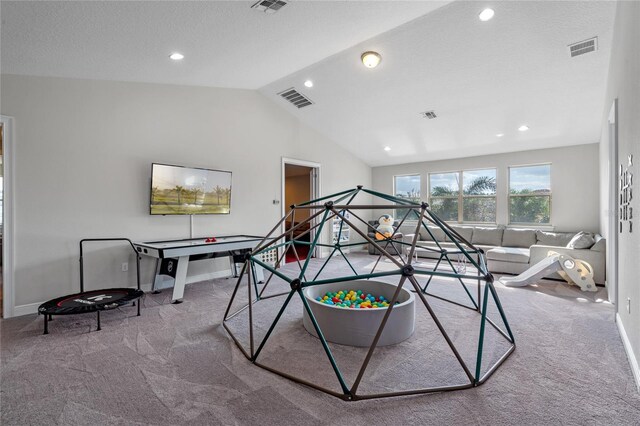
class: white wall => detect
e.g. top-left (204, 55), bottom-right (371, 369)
top-left (0, 74), bottom-right (371, 312)
top-left (599, 0), bottom-right (640, 389)
top-left (372, 144), bottom-right (600, 232)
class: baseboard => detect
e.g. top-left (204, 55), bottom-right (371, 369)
top-left (13, 302), bottom-right (43, 317)
top-left (616, 313), bottom-right (640, 391)
top-left (11, 269), bottom-right (234, 317)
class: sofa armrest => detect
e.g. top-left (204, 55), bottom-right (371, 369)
top-left (530, 244), bottom-right (598, 258)
top-left (402, 233), bottom-right (416, 245)
top-left (591, 235), bottom-right (606, 252)
top-left (529, 244), bottom-right (606, 285)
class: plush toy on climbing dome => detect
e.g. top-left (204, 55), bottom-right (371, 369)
top-left (375, 214), bottom-right (396, 240)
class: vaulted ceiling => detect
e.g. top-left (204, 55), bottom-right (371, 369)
top-left (1, 1), bottom-right (616, 166)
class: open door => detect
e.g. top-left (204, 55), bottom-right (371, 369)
top-left (282, 158), bottom-right (320, 264)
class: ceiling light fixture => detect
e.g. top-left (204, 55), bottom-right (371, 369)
top-left (361, 51), bottom-right (382, 68)
top-left (478, 8), bottom-right (495, 21)
top-left (518, 125), bottom-right (529, 132)
top-left (169, 52), bottom-right (184, 61)
top-left (384, 146), bottom-right (391, 152)
top-left (304, 80), bottom-right (314, 88)
top-left (496, 133), bottom-right (504, 137)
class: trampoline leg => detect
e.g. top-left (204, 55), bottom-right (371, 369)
top-left (137, 299), bottom-right (141, 316)
top-left (43, 314), bottom-right (49, 335)
top-left (96, 311), bottom-right (101, 331)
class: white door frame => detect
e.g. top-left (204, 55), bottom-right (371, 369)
top-left (1, 116), bottom-right (15, 318)
top-left (281, 157), bottom-right (321, 260)
top-left (607, 100), bottom-right (618, 306)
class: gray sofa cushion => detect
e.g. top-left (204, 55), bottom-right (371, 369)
top-left (419, 226), bottom-right (447, 242)
top-left (535, 230), bottom-right (574, 247)
top-left (486, 247), bottom-right (530, 264)
top-left (567, 231), bottom-right (595, 249)
top-left (502, 228), bottom-right (537, 248)
top-left (471, 227), bottom-right (504, 246)
top-left (450, 225), bottom-right (474, 243)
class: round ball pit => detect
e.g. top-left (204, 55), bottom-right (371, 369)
top-left (302, 280), bottom-right (415, 347)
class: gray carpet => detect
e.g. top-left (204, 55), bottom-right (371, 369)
top-left (2, 252), bottom-right (639, 425)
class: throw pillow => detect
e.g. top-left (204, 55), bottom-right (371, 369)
top-left (567, 231), bottom-right (595, 249)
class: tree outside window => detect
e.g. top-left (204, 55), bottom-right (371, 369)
top-left (462, 169), bottom-right (497, 223)
top-left (509, 164), bottom-right (551, 224)
top-left (429, 169), bottom-right (496, 223)
top-left (429, 172), bottom-right (459, 221)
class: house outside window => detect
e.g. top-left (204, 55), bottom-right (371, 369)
top-left (509, 164), bottom-right (551, 224)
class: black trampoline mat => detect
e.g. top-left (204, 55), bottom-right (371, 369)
top-left (39, 288), bottom-right (144, 315)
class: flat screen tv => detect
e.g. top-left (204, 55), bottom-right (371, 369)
top-left (150, 163), bottom-right (232, 215)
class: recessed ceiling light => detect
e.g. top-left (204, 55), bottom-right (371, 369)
top-left (169, 52), bottom-right (184, 61)
top-left (361, 51), bottom-right (382, 68)
top-left (304, 80), bottom-right (313, 88)
top-left (478, 8), bottom-right (495, 21)
top-left (384, 146), bottom-right (391, 152)
top-left (518, 125), bottom-right (529, 132)
top-left (496, 133), bottom-right (504, 137)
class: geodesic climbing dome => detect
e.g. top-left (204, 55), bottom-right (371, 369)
top-left (223, 186), bottom-right (515, 401)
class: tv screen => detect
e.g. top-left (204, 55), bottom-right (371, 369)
top-left (150, 163), bottom-right (232, 215)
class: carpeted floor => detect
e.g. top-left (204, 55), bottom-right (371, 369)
top-left (1, 252), bottom-right (639, 425)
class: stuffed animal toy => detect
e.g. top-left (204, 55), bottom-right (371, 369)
top-left (375, 214), bottom-right (395, 240)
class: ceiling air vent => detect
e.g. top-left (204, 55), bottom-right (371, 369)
top-left (251, 0), bottom-right (287, 14)
top-left (278, 88), bottom-right (314, 109)
top-left (420, 110), bottom-right (437, 119)
top-left (568, 37), bottom-right (598, 57)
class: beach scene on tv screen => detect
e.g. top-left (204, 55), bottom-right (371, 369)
top-left (151, 164), bottom-right (231, 215)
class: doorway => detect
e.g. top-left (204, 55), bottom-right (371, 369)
top-left (282, 158), bottom-right (320, 264)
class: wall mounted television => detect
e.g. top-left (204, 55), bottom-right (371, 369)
top-left (150, 163), bottom-right (232, 215)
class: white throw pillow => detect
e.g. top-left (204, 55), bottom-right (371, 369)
top-left (567, 231), bottom-right (595, 249)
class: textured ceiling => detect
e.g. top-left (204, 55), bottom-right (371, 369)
top-left (1, 1), bottom-right (616, 166)
top-left (260, 1), bottom-right (616, 166)
top-left (0, 0), bottom-right (449, 89)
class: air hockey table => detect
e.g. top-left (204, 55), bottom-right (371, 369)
top-left (133, 235), bottom-right (265, 303)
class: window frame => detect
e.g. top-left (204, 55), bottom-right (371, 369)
top-left (428, 167), bottom-right (497, 224)
top-left (507, 163), bottom-right (552, 225)
top-left (392, 173), bottom-right (421, 222)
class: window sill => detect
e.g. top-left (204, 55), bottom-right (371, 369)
top-left (507, 224), bottom-right (554, 231)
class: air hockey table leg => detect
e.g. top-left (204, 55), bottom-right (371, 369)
top-left (151, 259), bottom-right (162, 294)
top-left (171, 256), bottom-right (190, 304)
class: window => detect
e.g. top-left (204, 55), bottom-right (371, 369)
top-left (429, 169), bottom-right (496, 223)
top-left (393, 174), bottom-right (420, 220)
top-left (429, 172), bottom-right (459, 221)
top-left (509, 164), bottom-right (551, 224)
top-left (462, 169), bottom-right (497, 222)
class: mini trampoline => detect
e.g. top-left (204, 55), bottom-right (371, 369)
top-left (38, 238), bottom-right (144, 334)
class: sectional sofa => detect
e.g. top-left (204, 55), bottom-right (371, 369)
top-left (401, 225), bottom-right (606, 285)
